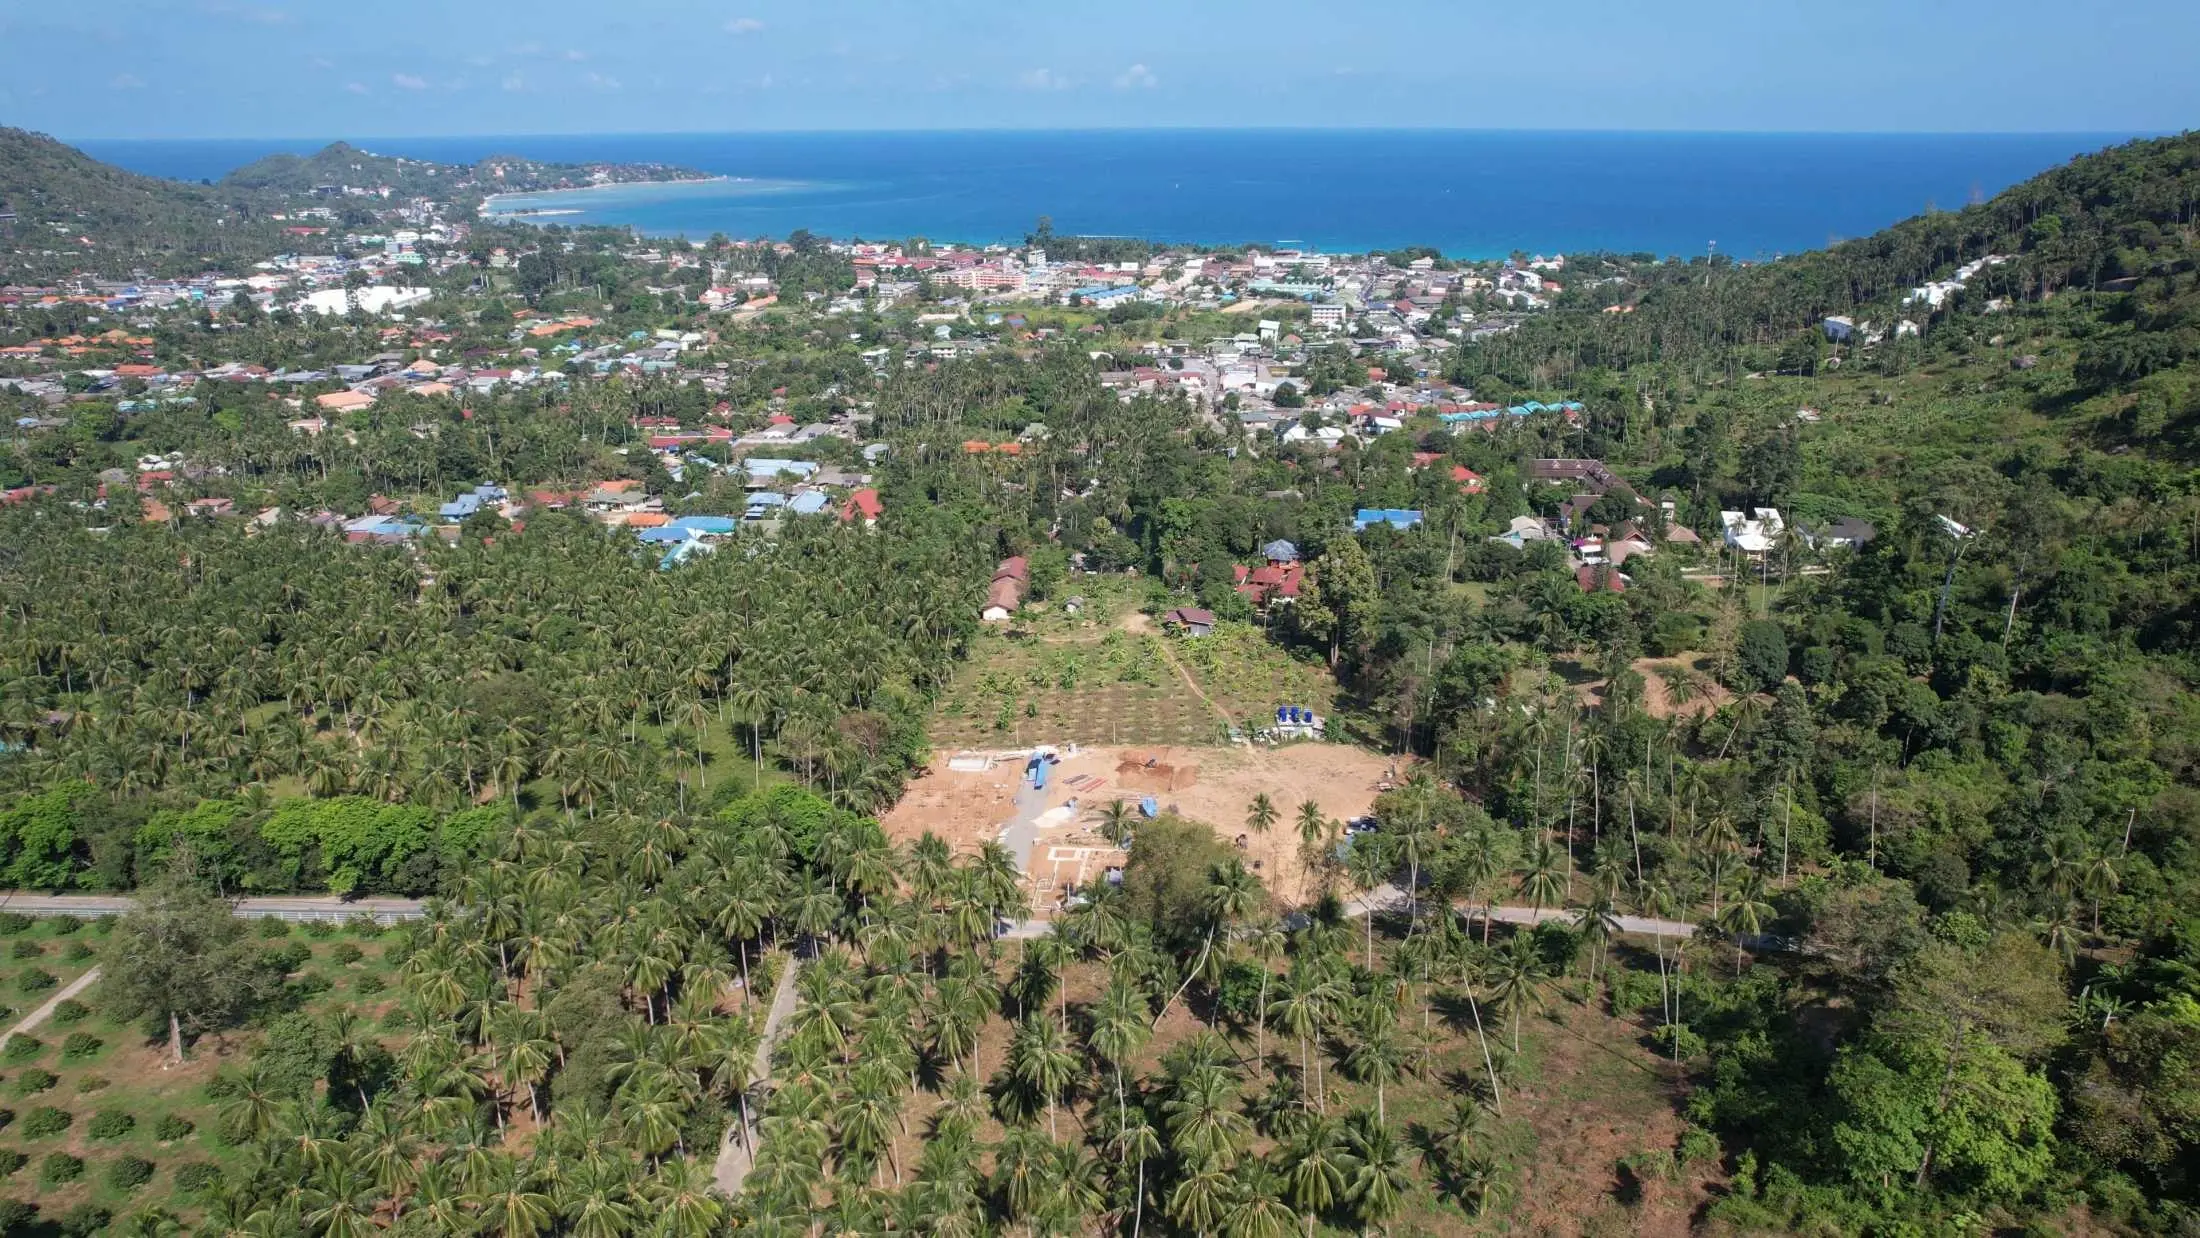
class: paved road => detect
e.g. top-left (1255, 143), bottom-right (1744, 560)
top-left (1341, 883), bottom-right (1704, 938)
top-left (0, 892), bottom-right (427, 924)
top-left (0, 967), bottom-right (101, 1052)
top-left (997, 775), bottom-right (1052, 876)
top-left (712, 955), bottom-right (803, 1197)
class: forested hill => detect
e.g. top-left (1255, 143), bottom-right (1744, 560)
top-left (1467, 130), bottom-right (2200, 381)
top-left (219, 140), bottom-right (710, 199)
top-left (0, 127), bottom-right (283, 280)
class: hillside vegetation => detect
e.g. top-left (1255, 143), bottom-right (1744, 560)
top-left (0, 128), bottom-right (283, 281)
top-left (0, 131), bottom-right (2199, 1235)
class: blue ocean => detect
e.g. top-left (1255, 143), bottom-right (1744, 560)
top-left (77, 130), bottom-right (2136, 260)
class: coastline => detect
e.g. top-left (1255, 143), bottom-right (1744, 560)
top-left (481, 174), bottom-right (736, 216)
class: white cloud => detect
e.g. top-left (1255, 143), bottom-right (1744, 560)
top-left (724, 16), bottom-right (765, 35)
top-left (563, 49), bottom-right (588, 61)
top-left (391, 72), bottom-right (428, 90)
top-left (1016, 68), bottom-right (1070, 91)
top-left (1113, 63), bottom-right (1157, 89)
top-left (583, 71), bottom-right (622, 92)
top-left (344, 81), bottom-right (369, 95)
top-left (502, 72), bottom-right (526, 92)
top-left (109, 73), bottom-right (145, 90)
top-left (510, 41), bottom-right (544, 56)
top-left (309, 56), bottom-right (334, 69)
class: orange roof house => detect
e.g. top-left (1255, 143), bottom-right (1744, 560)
top-left (316, 390), bottom-right (375, 412)
top-left (838, 488), bottom-right (883, 526)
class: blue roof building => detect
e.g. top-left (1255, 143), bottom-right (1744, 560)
top-left (743, 458), bottom-right (820, 484)
top-left (787, 491), bottom-right (831, 516)
top-left (1353, 508), bottom-right (1424, 533)
top-left (636, 527), bottom-right (694, 545)
top-left (1073, 286), bottom-right (1138, 304)
top-left (670, 515), bottom-right (737, 535)
top-left (440, 494), bottom-right (484, 519)
top-left (1262, 539), bottom-right (1300, 563)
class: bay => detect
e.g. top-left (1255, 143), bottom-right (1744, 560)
top-left (77, 129), bottom-right (2138, 260)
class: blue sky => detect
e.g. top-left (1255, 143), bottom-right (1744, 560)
top-left (4, 0), bottom-right (2195, 139)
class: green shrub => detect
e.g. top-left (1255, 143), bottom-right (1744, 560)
top-left (353, 973), bottom-right (386, 996)
top-left (59, 1033), bottom-right (100, 1063)
top-left (331, 942), bottom-right (365, 965)
top-left (344, 914), bottom-right (385, 937)
top-left (48, 918), bottom-right (79, 937)
top-left (73, 1075), bottom-right (108, 1094)
top-left (105, 1156), bottom-right (154, 1191)
top-left (268, 941), bottom-right (312, 973)
top-left (10, 940), bottom-right (44, 960)
top-left (90, 915), bottom-right (116, 935)
top-left (201, 1074), bottom-right (240, 1101)
top-left (49, 999), bottom-right (88, 1025)
top-left (0, 1108), bottom-right (11, 1132)
top-left (12, 1068), bottom-right (55, 1095)
top-left (15, 969), bottom-right (54, 995)
top-left (61, 941), bottom-right (93, 963)
top-left (20, 1106), bottom-right (70, 1137)
top-left (291, 971), bottom-right (332, 999)
top-left (0, 1200), bottom-right (32, 1230)
top-left (0, 1149), bottom-right (23, 1177)
top-left (256, 918), bottom-right (292, 939)
top-left (173, 1161), bottom-right (222, 1195)
top-left (304, 920), bottom-right (336, 939)
top-left (37, 1152), bottom-right (82, 1185)
top-left (154, 1112), bottom-right (194, 1141)
top-left (86, 1109), bottom-right (133, 1139)
top-left (1677, 1125), bottom-right (1721, 1167)
top-left (55, 1203), bottom-right (109, 1236)
top-left (0, 914), bottom-right (30, 936)
top-left (3, 1036), bottom-right (42, 1063)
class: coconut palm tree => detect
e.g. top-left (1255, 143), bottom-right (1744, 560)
top-left (1342, 1109), bottom-right (1414, 1235)
top-left (1342, 1008), bottom-right (1407, 1126)
top-left (1574, 890), bottom-right (1622, 990)
top-left (1109, 1110), bottom-right (1164, 1238)
top-left (1280, 1114), bottom-right (1349, 1238)
top-left (1718, 872), bottom-right (1774, 973)
top-left (1517, 835), bottom-right (1568, 920)
top-left (1090, 798), bottom-right (1138, 846)
top-left (1487, 936), bottom-right (1545, 1055)
top-left (1008, 1013), bottom-right (1080, 1139)
top-left (1248, 792), bottom-right (1279, 837)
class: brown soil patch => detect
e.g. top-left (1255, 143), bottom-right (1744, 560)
top-left (883, 744), bottom-right (1399, 908)
top-left (1507, 1001), bottom-right (1721, 1237)
top-left (1164, 744), bottom-right (1401, 904)
top-left (1114, 747), bottom-right (1199, 792)
top-left (1565, 656), bottom-right (1731, 721)
top-left (878, 760), bottom-right (1025, 857)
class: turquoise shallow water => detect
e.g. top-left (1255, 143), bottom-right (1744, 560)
top-left (81, 129), bottom-right (2141, 259)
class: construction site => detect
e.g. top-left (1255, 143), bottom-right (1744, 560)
top-left (879, 741), bottom-right (1401, 909)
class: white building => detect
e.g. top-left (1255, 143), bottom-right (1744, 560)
top-left (295, 286), bottom-right (431, 316)
top-left (1720, 508), bottom-right (1785, 557)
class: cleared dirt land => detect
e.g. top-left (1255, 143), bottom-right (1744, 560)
top-left (881, 742), bottom-right (1399, 906)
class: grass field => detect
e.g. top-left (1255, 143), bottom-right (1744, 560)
top-left (932, 630), bottom-right (1224, 747)
top-left (0, 915), bottom-right (406, 1228)
top-left (931, 576), bottom-right (1343, 749)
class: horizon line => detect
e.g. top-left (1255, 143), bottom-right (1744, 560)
top-left (60, 124), bottom-right (2174, 144)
